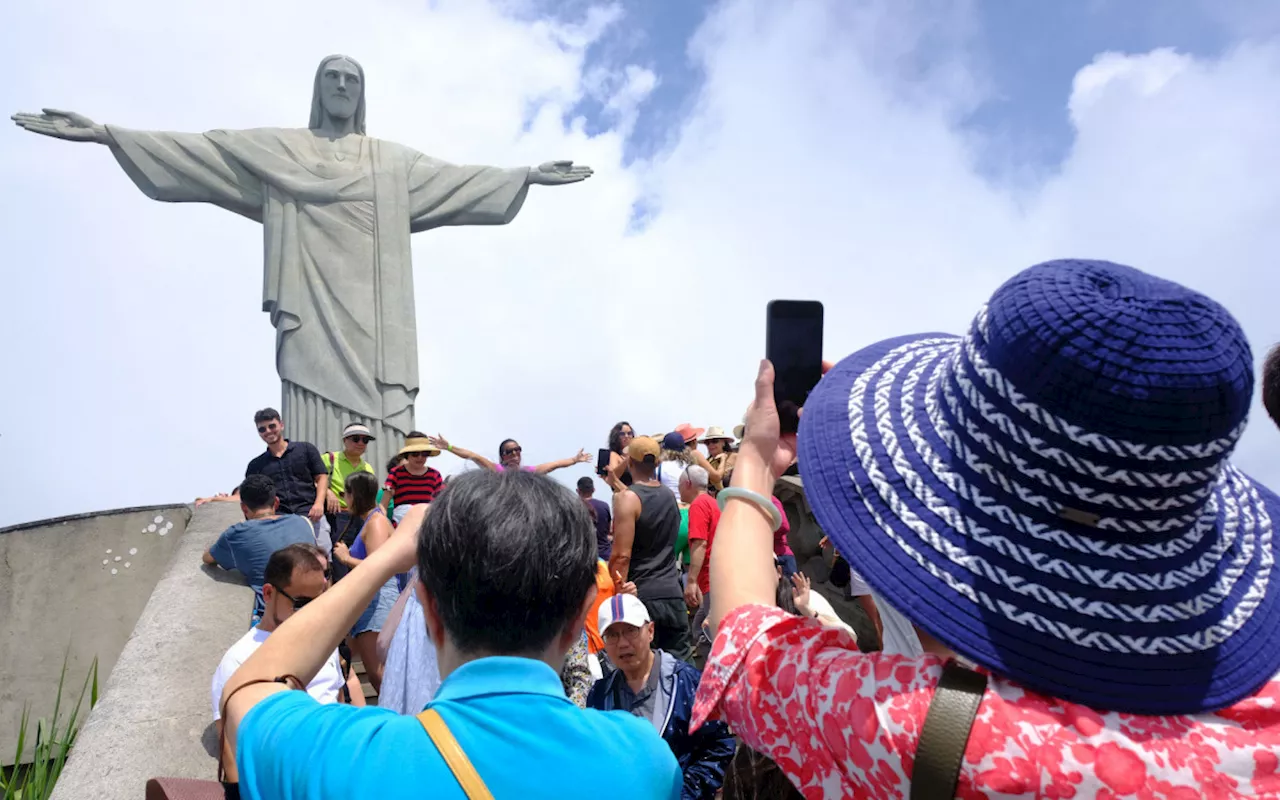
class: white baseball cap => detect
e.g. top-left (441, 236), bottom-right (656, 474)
top-left (597, 593), bottom-right (650, 634)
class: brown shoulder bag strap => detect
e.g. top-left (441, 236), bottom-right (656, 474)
top-left (417, 708), bottom-right (494, 800)
top-left (909, 660), bottom-right (988, 800)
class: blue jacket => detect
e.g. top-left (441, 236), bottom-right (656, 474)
top-left (587, 650), bottom-right (735, 800)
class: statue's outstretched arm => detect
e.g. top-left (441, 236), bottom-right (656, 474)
top-left (526, 160), bottom-right (594, 186)
top-left (12, 109), bottom-right (108, 144)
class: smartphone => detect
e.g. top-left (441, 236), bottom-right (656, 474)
top-left (766, 300), bottom-right (824, 435)
top-left (596, 448), bottom-right (612, 477)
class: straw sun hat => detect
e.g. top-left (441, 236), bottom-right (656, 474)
top-left (397, 435), bottom-right (440, 457)
top-left (797, 259), bottom-right (1279, 715)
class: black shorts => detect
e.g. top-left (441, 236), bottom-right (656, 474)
top-left (643, 596), bottom-right (693, 663)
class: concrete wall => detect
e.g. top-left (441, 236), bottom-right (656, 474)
top-left (0, 505), bottom-right (191, 765)
top-left (49, 502), bottom-right (250, 800)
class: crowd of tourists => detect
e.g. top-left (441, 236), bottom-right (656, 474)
top-left (193, 260), bottom-right (1280, 799)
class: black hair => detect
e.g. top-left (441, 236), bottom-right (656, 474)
top-left (1264, 344), bottom-right (1280, 430)
top-left (264, 543), bottom-right (325, 589)
top-left (386, 455), bottom-right (406, 473)
top-left (253, 408), bottom-right (281, 425)
top-left (775, 573), bottom-right (800, 616)
top-left (607, 421), bottom-right (633, 454)
top-left (498, 438), bottom-right (519, 458)
top-left (417, 470), bottom-right (596, 656)
top-left (406, 430), bottom-right (427, 439)
top-left (576, 476), bottom-right (594, 495)
top-left (721, 745), bottom-right (804, 799)
top-left (238, 474), bottom-right (277, 511)
top-left (344, 471), bottom-right (379, 517)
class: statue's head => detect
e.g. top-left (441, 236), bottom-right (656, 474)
top-left (309, 55), bottom-right (366, 134)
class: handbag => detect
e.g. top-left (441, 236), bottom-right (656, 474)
top-left (909, 660), bottom-right (989, 800)
top-left (417, 708), bottom-right (494, 799)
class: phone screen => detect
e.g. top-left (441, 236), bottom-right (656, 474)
top-left (766, 300), bottom-right (824, 434)
top-left (596, 448), bottom-right (612, 476)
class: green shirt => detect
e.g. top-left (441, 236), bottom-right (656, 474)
top-left (674, 506), bottom-right (690, 566)
top-left (321, 451), bottom-right (375, 508)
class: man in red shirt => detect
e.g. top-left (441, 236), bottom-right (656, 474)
top-left (680, 465), bottom-right (719, 668)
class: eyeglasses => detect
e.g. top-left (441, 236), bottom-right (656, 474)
top-left (602, 625), bottom-right (646, 643)
top-left (257, 423), bottom-right (279, 434)
top-left (347, 436), bottom-right (371, 444)
top-left (407, 452), bottom-right (429, 459)
top-left (619, 430), bottom-right (634, 438)
top-left (502, 446), bottom-right (522, 457)
top-left (273, 586), bottom-right (315, 611)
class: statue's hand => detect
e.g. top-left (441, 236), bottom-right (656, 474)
top-left (11, 108), bottom-right (105, 143)
top-left (529, 160), bottom-right (593, 186)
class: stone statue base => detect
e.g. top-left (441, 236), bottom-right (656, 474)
top-left (282, 381), bottom-right (405, 479)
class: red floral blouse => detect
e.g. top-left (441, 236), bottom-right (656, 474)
top-left (691, 604), bottom-right (1280, 798)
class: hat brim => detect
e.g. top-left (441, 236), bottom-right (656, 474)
top-left (399, 444), bottom-right (440, 456)
top-left (699, 434), bottom-right (734, 442)
top-left (798, 332), bottom-right (1280, 715)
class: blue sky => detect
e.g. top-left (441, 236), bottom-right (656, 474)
top-left (1, 0), bottom-right (1278, 525)
top-left (573, 0), bottom-right (1277, 171)
top-left (963, 0), bottom-right (1280, 177)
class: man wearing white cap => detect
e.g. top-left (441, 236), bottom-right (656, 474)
top-left (586, 594), bottom-right (735, 800)
top-left (316, 423), bottom-right (376, 549)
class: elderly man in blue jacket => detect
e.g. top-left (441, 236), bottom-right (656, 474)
top-left (587, 594), bottom-right (735, 799)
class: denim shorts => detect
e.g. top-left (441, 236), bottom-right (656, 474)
top-left (350, 579), bottom-right (398, 638)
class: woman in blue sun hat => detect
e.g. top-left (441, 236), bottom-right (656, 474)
top-left (690, 260), bottom-right (1280, 798)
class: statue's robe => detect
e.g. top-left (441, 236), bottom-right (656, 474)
top-left (106, 126), bottom-right (529, 468)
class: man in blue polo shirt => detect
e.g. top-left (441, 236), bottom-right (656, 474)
top-left (202, 474), bottom-right (317, 627)
top-left (220, 471), bottom-right (681, 799)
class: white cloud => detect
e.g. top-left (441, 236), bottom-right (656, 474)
top-left (1069, 48), bottom-right (1191, 126)
top-left (1, 1), bottom-right (1278, 525)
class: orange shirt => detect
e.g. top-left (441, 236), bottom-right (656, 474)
top-left (585, 560), bottom-right (616, 654)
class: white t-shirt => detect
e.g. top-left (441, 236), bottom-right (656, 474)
top-left (847, 567), bottom-right (923, 659)
top-left (211, 626), bottom-right (346, 720)
top-left (807, 590), bottom-right (857, 640)
top-left (655, 460), bottom-right (686, 499)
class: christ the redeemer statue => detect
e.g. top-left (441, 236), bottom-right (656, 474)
top-left (12, 54), bottom-right (592, 469)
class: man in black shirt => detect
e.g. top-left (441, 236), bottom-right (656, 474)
top-left (608, 436), bottom-right (692, 661)
top-left (243, 408), bottom-right (328, 524)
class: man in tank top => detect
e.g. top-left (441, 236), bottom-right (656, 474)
top-left (608, 437), bottom-right (693, 661)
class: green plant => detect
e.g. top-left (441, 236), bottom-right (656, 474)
top-left (1, 656), bottom-right (98, 800)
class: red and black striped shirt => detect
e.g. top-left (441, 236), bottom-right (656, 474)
top-left (384, 465), bottom-right (443, 507)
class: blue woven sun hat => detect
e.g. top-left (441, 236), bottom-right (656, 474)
top-left (798, 259), bottom-right (1280, 715)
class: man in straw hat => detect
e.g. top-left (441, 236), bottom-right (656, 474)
top-left (380, 431), bottom-right (443, 524)
top-left (693, 259), bottom-right (1280, 797)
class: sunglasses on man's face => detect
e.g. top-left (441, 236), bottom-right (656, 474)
top-left (273, 586), bottom-right (315, 611)
top-left (257, 423), bottom-right (280, 434)
top-left (347, 436), bottom-right (371, 444)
